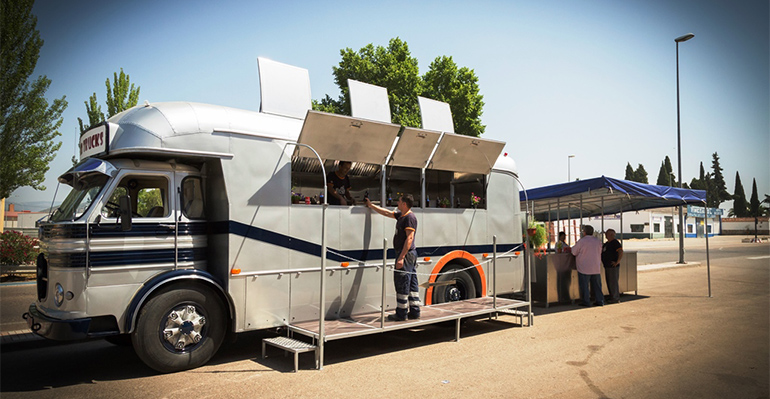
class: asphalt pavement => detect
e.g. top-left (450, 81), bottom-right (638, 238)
top-left (0, 236), bottom-right (767, 398)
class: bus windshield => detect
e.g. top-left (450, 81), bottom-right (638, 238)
top-left (50, 174), bottom-right (110, 222)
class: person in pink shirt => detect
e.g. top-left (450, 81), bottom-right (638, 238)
top-left (570, 225), bottom-right (604, 306)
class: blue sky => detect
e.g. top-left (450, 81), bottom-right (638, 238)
top-left (9, 0), bottom-right (769, 211)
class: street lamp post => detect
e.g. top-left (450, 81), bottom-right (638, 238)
top-left (675, 32), bottom-right (694, 264)
top-left (568, 154), bottom-right (575, 182)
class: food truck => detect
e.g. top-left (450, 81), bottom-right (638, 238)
top-left (24, 59), bottom-right (529, 372)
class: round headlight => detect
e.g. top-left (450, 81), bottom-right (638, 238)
top-left (54, 283), bottom-right (64, 307)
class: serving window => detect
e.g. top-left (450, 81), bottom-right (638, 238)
top-left (425, 170), bottom-right (486, 209)
top-left (291, 157), bottom-right (382, 206)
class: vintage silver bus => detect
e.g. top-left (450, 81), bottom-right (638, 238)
top-left (24, 59), bottom-right (526, 372)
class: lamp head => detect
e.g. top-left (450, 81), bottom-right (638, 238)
top-left (675, 33), bottom-right (695, 43)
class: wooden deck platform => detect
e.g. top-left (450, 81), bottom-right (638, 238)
top-left (289, 296), bottom-right (530, 341)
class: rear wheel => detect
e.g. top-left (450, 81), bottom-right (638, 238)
top-left (132, 286), bottom-right (226, 373)
top-left (432, 266), bottom-right (477, 304)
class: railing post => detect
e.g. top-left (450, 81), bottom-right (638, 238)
top-left (493, 235), bottom-right (497, 309)
top-left (381, 238), bottom-right (388, 328)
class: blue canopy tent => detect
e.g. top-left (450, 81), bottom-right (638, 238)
top-left (519, 176), bottom-right (712, 297)
top-left (519, 176), bottom-right (706, 221)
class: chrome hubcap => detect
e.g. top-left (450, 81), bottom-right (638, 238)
top-left (163, 305), bottom-right (206, 351)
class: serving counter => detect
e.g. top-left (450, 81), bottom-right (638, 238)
top-left (532, 251), bottom-right (637, 307)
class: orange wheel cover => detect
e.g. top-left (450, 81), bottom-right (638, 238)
top-left (424, 250), bottom-right (486, 305)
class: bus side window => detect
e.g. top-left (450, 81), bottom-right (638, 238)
top-left (181, 177), bottom-right (206, 219)
top-left (102, 186), bottom-right (128, 218)
top-left (290, 158), bottom-right (382, 206)
top-left (386, 166), bottom-right (421, 207)
top-left (101, 175), bottom-right (169, 218)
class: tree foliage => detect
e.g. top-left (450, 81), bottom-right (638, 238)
top-left (655, 156), bottom-right (676, 186)
top-left (422, 56), bottom-right (485, 136)
top-left (624, 162), bottom-right (648, 183)
top-left (749, 179), bottom-right (761, 218)
top-left (78, 68), bottom-right (140, 135)
top-left (709, 152), bottom-right (730, 205)
top-left (314, 38), bottom-right (485, 136)
top-left (0, 0), bottom-right (67, 199)
top-left (730, 171), bottom-right (748, 217)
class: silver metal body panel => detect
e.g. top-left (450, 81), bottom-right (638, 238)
top-left (389, 127), bottom-right (442, 168)
top-left (429, 133), bottom-right (506, 175)
top-left (296, 111), bottom-right (400, 164)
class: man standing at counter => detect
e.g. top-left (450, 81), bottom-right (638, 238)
top-left (571, 225), bottom-right (604, 307)
top-left (602, 229), bottom-right (624, 304)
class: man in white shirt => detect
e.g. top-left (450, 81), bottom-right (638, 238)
top-left (571, 225), bottom-right (604, 306)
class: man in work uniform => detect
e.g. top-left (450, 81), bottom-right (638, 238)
top-left (365, 194), bottom-right (421, 321)
top-left (602, 229), bottom-right (624, 303)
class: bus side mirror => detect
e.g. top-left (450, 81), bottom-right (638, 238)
top-left (119, 195), bottom-right (132, 231)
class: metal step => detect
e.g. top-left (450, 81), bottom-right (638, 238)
top-left (496, 308), bottom-right (530, 326)
top-left (262, 336), bottom-right (318, 372)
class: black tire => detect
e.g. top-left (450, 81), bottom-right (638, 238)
top-left (104, 334), bottom-right (133, 347)
top-left (132, 285), bottom-right (226, 373)
top-left (432, 266), bottom-right (477, 304)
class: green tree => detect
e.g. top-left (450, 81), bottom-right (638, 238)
top-left (77, 93), bottom-right (104, 135)
top-left (78, 68), bottom-right (140, 135)
top-left (634, 164), bottom-right (649, 184)
top-left (422, 56), bottom-right (485, 136)
top-left (624, 163), bottom-right (635, 181)
top-left (105, 68), bottom-right (140, 119)
top-left (690, 162), bottom-right (707, 190)
top-left (748, 178), bottom-right (763, 240)
top-left (730, 171), bottom-right (748, 217)
top-left (655, 156), bottom-right (676, 186)
top-left (314, 38), bottom-right (486, 136)
top-left (73, 69), bottom-right (140, 165)
top-left (0, 0), bottom-right (67, 199)
top-left (317, 38), bottom-right (421, 127)
top-left (709, 152), bottom-right (731, 205)
top-left (655, 162), bottom-right (669, 186)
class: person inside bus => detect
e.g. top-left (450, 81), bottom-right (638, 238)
top-left (365, 194), bottom-right (420, 321)
top-left (556, 231), bottom-right (571, 253)
top-left (327, 161), bottom-right (356, 206)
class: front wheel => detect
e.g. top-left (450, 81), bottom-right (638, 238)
top-left (132, 286), bottom-right (226, 373)
top-left (432, 266), bottom-right (477, 304)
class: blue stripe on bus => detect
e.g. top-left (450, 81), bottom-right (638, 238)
top-left (218, 220), bottom-right (522, 263)
top-left (48, 248), bottom-right (207, 268)
top-left (41, 222), bottom-right (207, 239)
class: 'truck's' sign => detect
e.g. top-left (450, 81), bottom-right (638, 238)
top-left (79, 123), bottom-right (112, 160)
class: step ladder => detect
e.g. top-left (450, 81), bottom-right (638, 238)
top-left (496, 308), bottom-right (530, 327)
top-left (262, 336), bottom-right (318, 372)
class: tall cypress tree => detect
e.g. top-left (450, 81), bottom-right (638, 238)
top-left (749, 179), bottom-right (761, 240)
top-left (634, 164), bottom-right (649, 184)
top-left (656, 162), bottom-right (669, 186)
top-left (710, 152), bottom-right (731, 205)
top-left (732, 171), bottom-right (748, 217)
top-left (624, 163), bottom-right (634, 181)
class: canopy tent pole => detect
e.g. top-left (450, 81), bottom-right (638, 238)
top-left (557, 198), bottom-right (561, 244)
top-left (567, 202), bottom-right (573, 246)
top-left (704, 201), bottom-right (712, 298)
top-left (547, 204), bottom-right (552, 251)
top-left (619, 199), bottom-right (624, 245)
top-left (579, 195), bottom-right (583, 234)
top-left (601, 196), bottom-right (605, 243)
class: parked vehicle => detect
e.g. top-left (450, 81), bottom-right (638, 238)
top-left (24, 59), bottom-right (525, 372)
